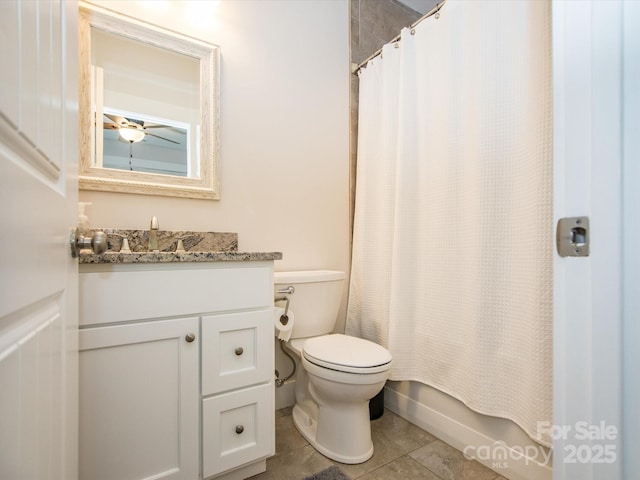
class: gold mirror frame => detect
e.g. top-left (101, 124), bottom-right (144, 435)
top-left (79, 2), bottom-right (220, 200)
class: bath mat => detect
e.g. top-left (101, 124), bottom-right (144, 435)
top-left (303, 465), bottom-right (351, 480)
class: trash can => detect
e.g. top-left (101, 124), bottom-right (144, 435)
top-left (369, 387), bottom-right (384, 420)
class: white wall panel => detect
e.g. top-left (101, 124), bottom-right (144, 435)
top-left (21, 0), bottom-right (39, 145)
top-left (38, 0), bottom-right (54, 163)
top-left (0, 303), bottom-right (61, 480)
top-left (0, 348), bottom-right (21, 479)
top-left (20, 331), bottom-right (40, 480)
top-left (0, 0), bottom-right (20, 125)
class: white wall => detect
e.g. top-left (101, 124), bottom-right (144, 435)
top-left (80, 0), bottom-right (351, 288)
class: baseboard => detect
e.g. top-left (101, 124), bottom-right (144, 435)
top-left (384, 386), bottom-right (552, 480)
top-left (212, 459), bottom-right (266, 480)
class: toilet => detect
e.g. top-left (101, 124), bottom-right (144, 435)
top-left (274, 270), bottom-right (392, 464)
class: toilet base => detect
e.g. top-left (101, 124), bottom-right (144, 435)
top-left (292, 399), bottom-right (374, 464)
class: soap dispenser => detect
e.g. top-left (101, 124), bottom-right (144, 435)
top-left (149, 216), bottom-right (159, 252)
top-left (78, 202), bottom-right (92, 230)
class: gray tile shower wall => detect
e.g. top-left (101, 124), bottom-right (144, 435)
top-left (349, 0), bottom-right (423, 238)
top-left (351, 0), bottom-right (423, 65)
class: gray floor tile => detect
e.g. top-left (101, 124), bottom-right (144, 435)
top-left (260, 408), bottom-right (505, 480)
top-left (333, 425), bottom-right (408, 478)
top-left (247, 468), bottom-right (274, 480)
top-left (276, 406), bottom-right (294, 419)
top-left (274, 411), bottom-right (308, 457)
top-left (372, 409), bottom-right (437, 453)
top-left (357, 455), bottom-right (442, 480)
top-left (258, 444), bottom-right (335, 480)
top-left (331, 409), bottom-right (437, 478)
top-left (409, 440), bottom-right (498, 480)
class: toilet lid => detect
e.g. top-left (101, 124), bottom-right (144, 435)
top-left (302, 334), bottom-right (392, 373)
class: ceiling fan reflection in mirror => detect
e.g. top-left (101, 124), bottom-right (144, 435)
top-left (99, 108), bottom-right (191, 176)
top-left (103, 113), bottom-right (183, 144)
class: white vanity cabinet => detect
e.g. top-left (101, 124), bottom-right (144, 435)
top-left (79, 261), bottom-right (276, 480)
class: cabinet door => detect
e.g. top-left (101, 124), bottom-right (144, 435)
top-left (79, 317), bottom-right (199, 480)
top-left (202, 309), bottom-right (273, 395)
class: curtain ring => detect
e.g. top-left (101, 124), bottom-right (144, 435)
top-left (410, 28), bottom-right (416, 35)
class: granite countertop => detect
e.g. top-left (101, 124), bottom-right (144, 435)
top-left (77, 228), bottom-right (281, 264)
top-left (78, 251), bottom-right (282, 264)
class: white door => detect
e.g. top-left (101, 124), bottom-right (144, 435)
top-left (553, 1), bottom-right (638, 479)
top-left (0, 1), bottom-right (79, 479)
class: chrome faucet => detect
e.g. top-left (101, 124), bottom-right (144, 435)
top-left (149, 216), bottom-right (159, 251)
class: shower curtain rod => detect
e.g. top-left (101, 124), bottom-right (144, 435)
top-left (352, 0), bottom-right (448, 75)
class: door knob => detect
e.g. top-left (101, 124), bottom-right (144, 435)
top-left (234, 347), bottom-right (244, 356)
top-left (235, 425), bottom-right (244, 434)
top-left (185, 333), bottom-right (196, 343)
top-left (70, 227), bottom-right (107, 258)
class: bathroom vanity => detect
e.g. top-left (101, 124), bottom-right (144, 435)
top-left (78, 248), bottom-right (281, 480)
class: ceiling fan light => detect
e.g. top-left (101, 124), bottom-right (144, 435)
top-left (119, 128), bottom-right (145, 143)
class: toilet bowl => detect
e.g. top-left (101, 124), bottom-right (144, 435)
top-left (274, 271), bottom-right (392, 464)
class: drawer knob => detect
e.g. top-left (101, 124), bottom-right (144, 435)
top-left (235, 425), bottom-right (244, 434)
top-left (185, 333), bottom-right (196, 343)
top-left (234, 347), bottom-right (244, 356)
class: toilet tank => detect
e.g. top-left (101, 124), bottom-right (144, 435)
top-left (274, 270), bottom-right (345, 339)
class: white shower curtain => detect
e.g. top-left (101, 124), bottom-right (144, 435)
top-left (346, 0), bottom-right (553, 446)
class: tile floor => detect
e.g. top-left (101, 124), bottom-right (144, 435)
top-left (250, 407), bottom-right (509, 480)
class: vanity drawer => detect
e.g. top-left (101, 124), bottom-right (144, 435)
top-left (202, 383), bottom-right (274, 478)
top-left (201, 309), bottom-right (273, 395)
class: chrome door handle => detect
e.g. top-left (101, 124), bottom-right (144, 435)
top-left (70, 227), bottom-right (107, 258)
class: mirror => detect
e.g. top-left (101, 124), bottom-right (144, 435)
top-left (79, 2), bottom-right (220, 199)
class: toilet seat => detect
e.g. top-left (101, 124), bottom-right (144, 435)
top-left (302, 334), bottom-right (392, 374)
